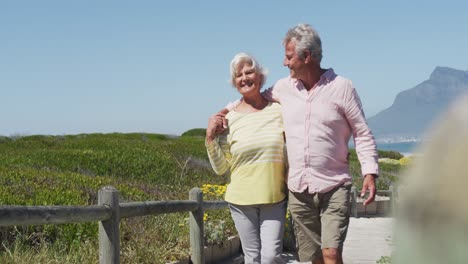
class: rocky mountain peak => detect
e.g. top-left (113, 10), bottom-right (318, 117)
top-left (429, 66), bottom-right (468, 81)
top-left (367, 66), bottom-right (468, 143)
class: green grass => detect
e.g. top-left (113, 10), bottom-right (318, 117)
top-left (349, 149), bottom-right (403, 190)
top-left (0, 133), bottom-right (228, 263)
top-left (0, 132), bottom-right (403, 263)
top-left (376, 255), bottom-right (392, 263)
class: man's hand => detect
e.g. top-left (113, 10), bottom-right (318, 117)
top-left (361, 174), bottom-right (377, 206)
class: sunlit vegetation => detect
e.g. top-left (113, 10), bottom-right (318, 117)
top-left (0, 133), bottom-right (406, 263)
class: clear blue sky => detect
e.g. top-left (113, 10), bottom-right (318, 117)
top-left (2, 1), bottom-right (467, 136)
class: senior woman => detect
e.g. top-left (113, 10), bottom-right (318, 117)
top-left (206, 52), bottom-right (287, 264)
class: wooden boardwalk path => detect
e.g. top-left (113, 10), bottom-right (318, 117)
top-left (221, 217), bottom-right (395, 264)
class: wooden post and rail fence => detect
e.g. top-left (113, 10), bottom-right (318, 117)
top-left (0, 185), bottom-right (397, 264)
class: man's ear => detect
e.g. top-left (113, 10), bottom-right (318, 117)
top-left (304, 50), bottom-right (313, 64)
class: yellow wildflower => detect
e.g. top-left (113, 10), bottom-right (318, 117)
top-left (399, 156), bottom-right (412, 166)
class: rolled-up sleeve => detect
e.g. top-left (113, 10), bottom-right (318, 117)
top-left (205, 136), bottom-right (231, 175)
top-left (344, 84), bottom-right (379, 176)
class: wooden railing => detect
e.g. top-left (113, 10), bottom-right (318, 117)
top-left (0, 185), bottom-right (397, 264)
top-left (0, 186), bottom-right (226, 264)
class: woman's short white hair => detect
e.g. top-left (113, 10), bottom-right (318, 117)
top-left (283, 23), bottom-right (322, 63)
top-left (229, 52), bottom-right (268, 88)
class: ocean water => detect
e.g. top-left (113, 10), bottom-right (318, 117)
top-left (376, 142), bottom-right (421, 156)
top-left (350, 141), bottom-right (421, 156)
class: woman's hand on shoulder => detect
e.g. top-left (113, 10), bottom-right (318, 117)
top-left (206, 113), bottom-right (227, 144)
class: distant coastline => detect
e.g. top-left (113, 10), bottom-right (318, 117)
top-left (350, 141), bottom-right (420, 156)
top-left (376, 141), bottom-right (420, 156)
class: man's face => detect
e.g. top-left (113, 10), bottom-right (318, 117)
top-left (283, 40), bottom-right (306, 79)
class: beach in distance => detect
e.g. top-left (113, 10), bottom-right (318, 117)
top-left (349, 141), bottom-right (419, 156)
top-left (376, 141), bottom-right (420, 156)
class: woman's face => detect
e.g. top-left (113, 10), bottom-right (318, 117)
top-left (234, 63), bottom-right (261, 96)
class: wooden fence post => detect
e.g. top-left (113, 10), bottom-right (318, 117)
top-left (189, 187), bottom-right (204, 264)
top-left (351, 186), bottom-right (358, 218)
top-left (99, 186), bottom-right (120, 264)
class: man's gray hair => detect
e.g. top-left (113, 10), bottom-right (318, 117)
top-left (283, 23), bottom-right (323, 63)
top-left (230, 52), bottom-right (267, 88)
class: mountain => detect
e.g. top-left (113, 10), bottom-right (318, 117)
top-left (367, 67), bottom-right (468, 143)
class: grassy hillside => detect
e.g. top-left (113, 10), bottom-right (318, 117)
top-left (0, 133), bottom-right (404, 263)
top-left (0, 133), bottom-right (229, 263)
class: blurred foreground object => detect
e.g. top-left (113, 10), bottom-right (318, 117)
top-left (395, 94), bottom-right (468, 264)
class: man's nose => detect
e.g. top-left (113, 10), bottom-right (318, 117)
top-left (283, 58), bottom-right (288, 67)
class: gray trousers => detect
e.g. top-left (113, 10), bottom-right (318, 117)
top-left (229, 199), bottom-right (287, 264)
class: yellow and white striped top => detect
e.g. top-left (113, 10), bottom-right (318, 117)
top-left (206, 102), bottom-right (287, 205)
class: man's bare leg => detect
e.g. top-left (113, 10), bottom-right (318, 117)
top-left (312, 257), bottom-right (325, 264)
top-left (322, 248), bottom-right (342, 264)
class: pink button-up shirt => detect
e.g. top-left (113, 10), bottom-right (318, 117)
top-left (263, 69), bottom-right (379, 193)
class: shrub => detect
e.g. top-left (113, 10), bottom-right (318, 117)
top-left (350, 149), bottom-right (400, 190)
top-left (376, 255), bottom-right (392, 263)
top-left (181, 128), bottom-right (206, 138)
top-left (0, 136), bottom-right (12, 144)
top-left (378, 150), bottom-right (404, 160)
top-left (399, 156), bottom-right (412, 166)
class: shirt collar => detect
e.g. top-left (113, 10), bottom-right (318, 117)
top-left (290, 68), bottom-right (336, 89)
top-left (321, 68), bottom-right (336, 83)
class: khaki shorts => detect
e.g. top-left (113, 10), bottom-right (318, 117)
top-left (288, 182), bottom-right (351, 262)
